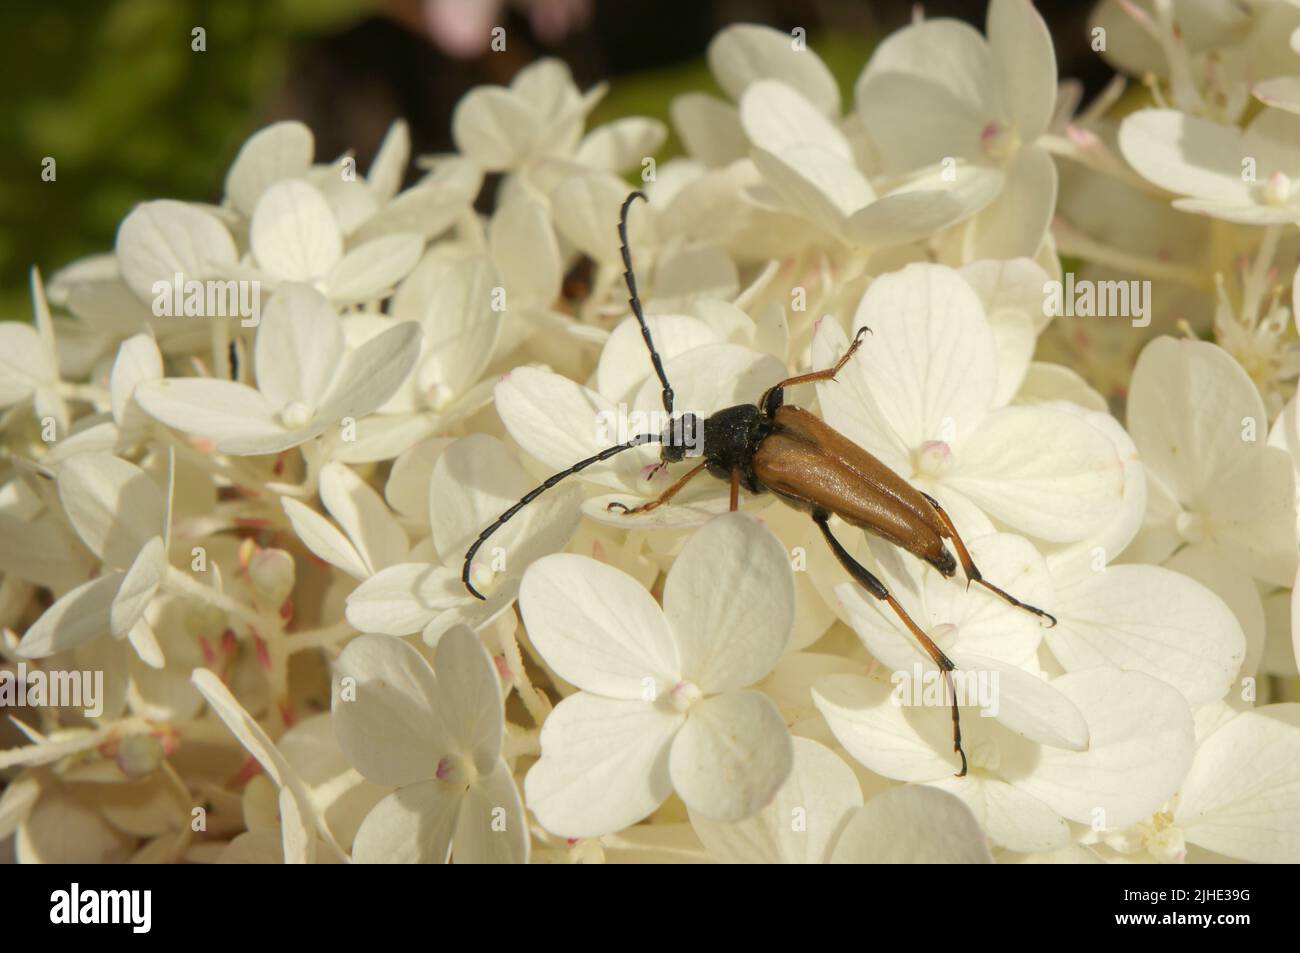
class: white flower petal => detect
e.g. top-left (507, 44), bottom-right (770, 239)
top-left (332, 634), bottom-right (446, 787)
top-left (709, 24), bottom-right (840, 116)
top-left (847, 263), bottom-right (998, 450)
top-left (108, 332), bottom-right (163, 428)
top-left (318, 320), bottom-right (422, 424)
top-left (325, 234), bottom-right (423, 302)
top-left (135, 378), bottom-right (290, 455)
top-left (489, 197), bottom-right (562, 306)
top-left (17, 572), bottom-right (121, 659)
top-left (58, 454), bottom-right (165, 569)
top-left (966, 145), bottom-right (1058, 259)
top-left (344, 563), bottom-right (464, 636)
top-left (433, 626), bottom-right (504, 768)
top-left (663, 512), bottom-right (794, 693)
top-left (0, 323), bottom-right (49, 408)
top-left (351, 781), bottom-right (459, 864)
top-left (949, 405), bottom-right (1124, 542)
top-left (495, 367), bottom-right (648, 490)
top-left (690, 736), bottom-right (862, 863)
top-left (525, 693), bottom-right (681, 837)
top-left (813, 673), bottom-right (958, 780)
top-left (670, 689), bottom-right (793, 821)
top-left (1049, 565), bottom-right (1245, 706)
top-left (575, 117), bottom-right (667, 173)
top-left (750, 145), bottom-right (871, 231)
top-left (319, 462), bottom-right (408, 575)
top-left (416, 256), bottom-right (502, 399)
top-left (115, 200), bottom-right (238, 303)
top-left (844, 165), bottom-right (1004, 249)
top-left (110, 536), bottom-right (166, 638)
top-left (451, 87), bottom-right (541, 171)
top-left (927, 773), bottom-right (1068, 853)
top-left (1118, 110), bottom-right (1250, 204)
top-left (367, 118), bottom-right (409, 204)
top-left (671, 93), bottom-right (748, 167)
top-left (255, 283), bottom-right (345, 412)
top-left (829, 785), bottom-right (993, 863)
top-left (1175, 705), bottom-right (1300, 863)
top-left (250, 179), bottom-right (344, 281)
top-left (520, 553), bottom-right (680, 698)
top-left (1007, 670), bottom-right (1194, 830)
top-left (596, 314), bottom-right (720, 405)
top-left (224, 121), bottom-right (314, 217)
top-left (740, 80), bottom-right (851, 160)
top-left (282, 497), bottom-right (370, 580)
top-left (987, 0), bottom-right (1056, 140)
top-left (550, 171), bottom-right (639, 263)
top-left (454, 759), bottom-right (529, 864)
top-left (948, 652), bottom-right (1089, 751)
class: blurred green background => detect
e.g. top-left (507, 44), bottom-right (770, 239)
top-left (0, 0), bottom-right (1106, 320)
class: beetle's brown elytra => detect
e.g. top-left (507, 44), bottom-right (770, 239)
top-left (462, 190), bottom-right (1058, 777)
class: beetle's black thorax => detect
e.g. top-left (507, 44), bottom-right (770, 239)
top-left (702, 403), bottom-right (773, 492)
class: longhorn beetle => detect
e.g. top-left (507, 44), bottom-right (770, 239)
top-left (463, 191), bottom-right (1056, 776)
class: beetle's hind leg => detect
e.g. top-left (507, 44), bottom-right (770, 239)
top-left (813, 510), bottom-right (968, 778)
top-left (607, 461), bottom-right (708, 515)
top-left (920, 492), bottom-right (1058, 628)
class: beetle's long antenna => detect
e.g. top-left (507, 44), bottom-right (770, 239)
top-left (619, 191), bottom-right (674, 416)
top-left (462, 432), bottom-right (662, 599)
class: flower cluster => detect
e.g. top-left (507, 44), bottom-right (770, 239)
top-left (2, 2), bottom-right (1299, 864)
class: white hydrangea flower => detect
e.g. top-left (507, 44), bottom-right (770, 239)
top-left (1119, 106), bottom-right (1300, 224)
top-left (520, 513), bottom-right (795, 835)
top-left (739, 79), bottom-right (1004, 251)
top-left (1084, 702), bottom-right (1300, 863)
top-left (812, 262), bottom-right (1124, 543)
top-left (17, 453), bottom-right (173, 668)
top-left (0, 269), bottom-right (69, 433)
top-left (815, 667), bottom-right (1195, 853)
top-left (6, 3), bottom-right (1300, 868)
top-left (1125, 337), bottom-right (1298, 595)
top-left (332, 628), bottom-right (528, 864)
top-left (282, 462), bottom-right (410, 582)
top-left (855, 0), bottom-right (1060, 257)
top-left (135, 283), bottom-right (421, 456)
top-left (344, 434), bottom-right (581, 641)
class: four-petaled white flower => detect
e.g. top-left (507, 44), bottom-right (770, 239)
top-left (520, 512), bottom-right (796, 835)
top-left (812, 262), bottom-right (1125, 545)
top-left (1120, 107), bottom-right (1300, 224)
top-left (332, 627), bottom-right (529, 864)
top-left (135, 283), bottom-right (421, 456)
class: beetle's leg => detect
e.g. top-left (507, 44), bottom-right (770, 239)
top-left (920, 492), bottom-right (1058, 628)
top-left (813, 510), bottom-right (968, 778)
top-left (762, 326), bottom-right (871, 415)
top-left (729, 467), bottom-right (741, 512)
top-left (608, 461), bottom-right (708, 515)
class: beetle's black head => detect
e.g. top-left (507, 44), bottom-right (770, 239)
top-left (659, 412), bottom-right (703, 463)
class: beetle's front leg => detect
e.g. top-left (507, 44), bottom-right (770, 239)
top-left (813, 510), bottom-right (968, 778)
top-left (607, 461), bottom-right (708, 515)
top-left (761, 326), bottom-right (871, 416)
